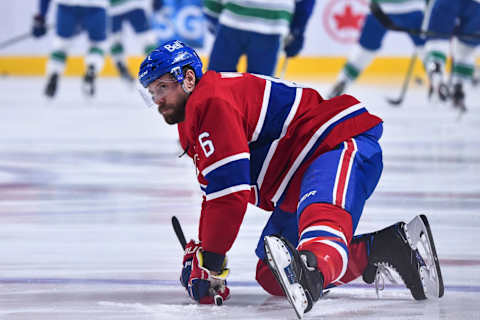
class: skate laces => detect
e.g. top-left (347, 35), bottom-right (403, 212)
top-left (374, 263), bottom-right (398, 298)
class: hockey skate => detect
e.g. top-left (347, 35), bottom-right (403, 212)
top-left (363, 214), bottom-right (444, 300)
top-left (44, 73), bottom-right (58, 98)
top-left (452, 83), bottom-right (467, 114)
top-left (82, 65), bottom-right (96, 97)
top-left (116, 61), bottom-right (134, 84)
top-left (427, 62), bottom-right (449, 102)
top-left (264, 235), bottom-right (323, 319)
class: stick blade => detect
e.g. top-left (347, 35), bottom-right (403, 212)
top-left (386, 97), bottom-right (404, 106)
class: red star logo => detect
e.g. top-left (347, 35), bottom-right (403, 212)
top-left (333, 4), bottom-right (364, 30)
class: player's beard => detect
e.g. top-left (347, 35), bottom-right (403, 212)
top-left (161, 90), bottom-right (188, 125)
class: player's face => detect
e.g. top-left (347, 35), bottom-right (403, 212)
top-left (148, 74), bottom-right (188, 124)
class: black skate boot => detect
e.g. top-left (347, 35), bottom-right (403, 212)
top-left (116, 61), bottom-right (134, 84)
top-left (362, 215), bottom-right (444, 300)
top-left (82, 65), bottom-right (96, 97)
top-left (264, 235), bottom-right (324, 319)
top-left (452, 83), bottom-right (466, 113)
top-left (427, 62), bottom-right (449, 101)
top-left (44, 72), bottom-right (59, 98)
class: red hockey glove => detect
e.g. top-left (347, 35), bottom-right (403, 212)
top-left (179, 240), bottom-right (230, 304)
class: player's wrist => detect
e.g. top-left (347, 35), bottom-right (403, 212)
top-left (202, 250), bottom-right (226, 273)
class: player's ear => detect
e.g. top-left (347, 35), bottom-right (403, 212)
top-left (183, 69), bottom-right (196, 92)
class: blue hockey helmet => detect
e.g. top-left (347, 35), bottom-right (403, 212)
top-left (138, 40), bottom-right (203, 88)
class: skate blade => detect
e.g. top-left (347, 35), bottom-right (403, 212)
top-left (404, 215), bottom-right (444, 298)
top-left (264, 236), bottom-right (308, 319)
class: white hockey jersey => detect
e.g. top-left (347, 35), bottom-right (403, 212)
top-left (204, 0), bottom-right (295, 36)
top-left (55, 0), bottom-right (109, 8)
top-left (109, 0), bottom-right (149, 16)
top-left (373, 0), bottom-right (425, 14)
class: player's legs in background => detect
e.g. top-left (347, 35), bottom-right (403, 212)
top-left (245, 32), bottom-right (281, 76)
top-left (207, 25), bottom-right (246, 72)
top-left (110, 12), bottom-right (134, 83)
top-left (82, 6), bottom-right (107, 97)
top-left (328, 14), bottom-right (386, 98)
top-left (449, 0), bottom-right (480, 111)
top-left (424, 0), bottom-right (460, 102)
top-left (126, 8), bottom-right (157, 54)
top-left (450, 40), bottom-right (477, 112)
top-left (111, 8), bottom-right (157, 84)
top-left (44, 4), bottom-right (79, 98)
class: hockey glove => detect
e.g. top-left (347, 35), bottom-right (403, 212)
top-left (284, 29), bottom-right (304, 57)
top-left (32, 14), bottom-right (47, 38)
top-left (180, 240), bottom-right (230, 304)
top-left (284, 0), bottom-right (315, 57)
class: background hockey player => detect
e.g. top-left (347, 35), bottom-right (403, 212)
top-left (137, 40), bottom-right (444, 317)
top-left (203, 0), bottom-right (315, 76)
top-left (328, 0), bottom-right (427, 98)
top-left (423, 0), bottom-right (480, 112)
top-left (108, 0), bottom-right (162, 84)
top-left (32, 0), bottom-right (108, 97)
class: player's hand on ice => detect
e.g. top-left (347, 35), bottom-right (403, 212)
top-left (179, 240), bottom-right (230, 304)
top-left (284, 28), bottom-right (304, 57)
top-left (32, 14), bottom-right (47, 38)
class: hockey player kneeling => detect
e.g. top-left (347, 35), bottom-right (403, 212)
top-left (137, 40), bottom-right (444, 318)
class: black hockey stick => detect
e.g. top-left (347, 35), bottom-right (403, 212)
top-left (0, 25), bottom-right (52, 51)
top-left (387, 51), bottom-right (418, 106)
top-left (385, 0), bottom-right (434, 106)
top-left (171, 216), bottom-right (224, 306)
top-left (0, 32), bottom-right (33, 50)
top-left (370, 2), bottom-right (480, 41)
top-left (171, 216), bottom-right (187, 250)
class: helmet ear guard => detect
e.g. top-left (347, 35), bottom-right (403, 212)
top-left (138, 40), bottom-right (203, 88)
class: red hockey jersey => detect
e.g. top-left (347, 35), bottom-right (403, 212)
top-left (178, 71), bottom-right (382, 255)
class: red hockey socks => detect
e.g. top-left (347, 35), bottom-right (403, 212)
top-left (255, 259), bottom-right (285, 296)
top-left (297, 203), bottom-right (353, 287)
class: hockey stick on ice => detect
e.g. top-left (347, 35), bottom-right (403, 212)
top-left (171, 216), bottom-right (224, 306)
top-left (0, 26), bottom-right (52, 50)
top-left (0, 32), bottom-right (34, 50)
top-left (387, 51), bottom-right (418, 106)
top-left (370, 2), bottom-right (480, 41)
top-left (279, 57), bottom-right (289, 79)
top-left (386, 0), bottom-right (435, 106)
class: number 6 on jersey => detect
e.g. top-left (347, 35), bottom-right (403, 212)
top-left (199, 132), bottom-right (215, 157)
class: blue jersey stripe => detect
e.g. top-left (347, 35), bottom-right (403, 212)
top-left (300, 230), bottom-right (345, 243)
top-left (205, 158), bottom-right (250, 195)
top-left (256, 81), bottom-right (297, 143)
top-left (248, 81), bottom-right (298, 184)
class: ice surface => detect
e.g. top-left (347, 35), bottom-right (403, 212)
top-left (1, 76), bottom-right (479, 319)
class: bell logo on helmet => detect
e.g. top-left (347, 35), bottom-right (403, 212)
top-left (164, 40), bottom-right (184, 52)
top-left (138, 40), bottom-right (203, 88)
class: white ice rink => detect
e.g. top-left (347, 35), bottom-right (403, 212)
top-left (1, 76), bottom-right (479, 319)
